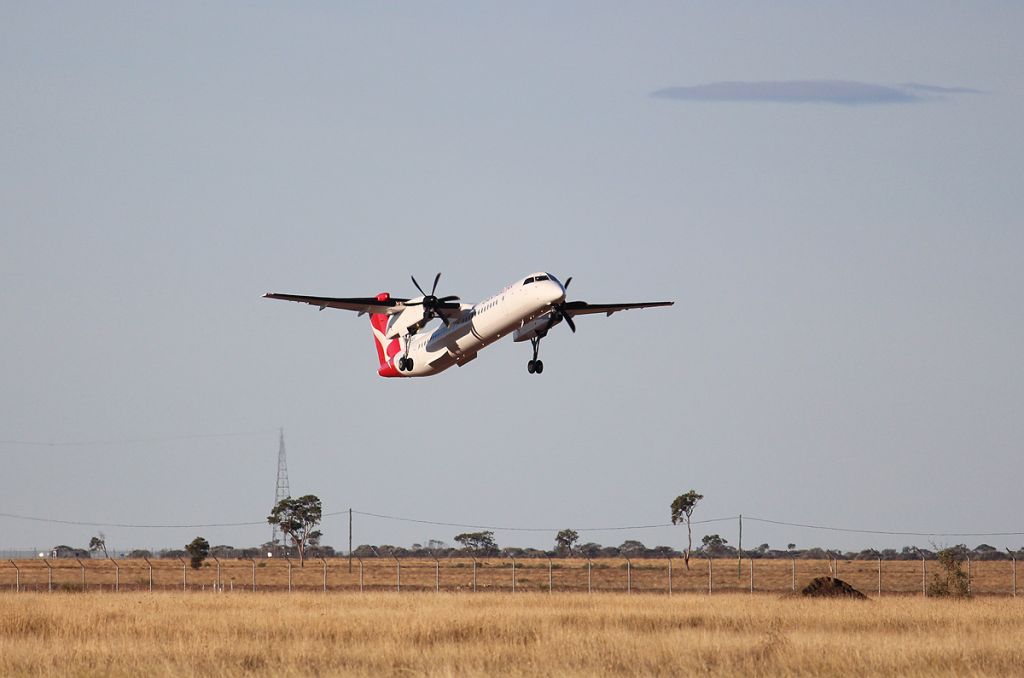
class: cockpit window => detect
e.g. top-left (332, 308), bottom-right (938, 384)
top-left (523, 276), bottom-right (535, 285)
top-left (523, 275), bottom-right (549, 286)
top-left (535, 275), bottom-right (549, 282)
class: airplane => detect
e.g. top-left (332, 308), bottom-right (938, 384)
top-left (264, 272), bottom-right (672, 377)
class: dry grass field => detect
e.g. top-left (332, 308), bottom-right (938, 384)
top-left (1, 591), bottom-right (1023, 676)
top-left (1, 557), bottom-right (1018, 596)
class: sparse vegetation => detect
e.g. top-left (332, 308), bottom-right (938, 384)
top-left (88, 533), bottom-right (108, 558)
top-left (928, 546), bottom-right (971, 598)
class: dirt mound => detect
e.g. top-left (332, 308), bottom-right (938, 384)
top-left (800, 577), bottom-right (867, 599)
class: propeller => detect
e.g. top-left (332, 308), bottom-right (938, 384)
top-left (546, 275), bottom-right (576, 333)
top-left (406, 273), bottom-right (460, 326)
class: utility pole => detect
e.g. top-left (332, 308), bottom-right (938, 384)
top-left (737, 514), bottom-right (743, 577)
top-left (271, 428), bottom-right (291, 552)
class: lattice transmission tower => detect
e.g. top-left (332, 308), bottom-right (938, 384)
top-left (271, 427), bottom-right (291, 550)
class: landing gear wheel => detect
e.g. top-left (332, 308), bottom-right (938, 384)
top-left (527, 360), bottom-right (536, 374)
top-left (534, 360), bottom-right (544, 374)
top-left (404, 358), bottom-right (414, 371)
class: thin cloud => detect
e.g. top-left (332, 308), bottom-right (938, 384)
top-left (898, 82), bottom-right (983, 95)
top-left (651, 80), bottom-right (979, 105)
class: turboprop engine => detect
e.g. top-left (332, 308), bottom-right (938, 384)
top-left (513, 312), bottom-right (561, 342)
top-left (385, 303), bottom-right (430, 339)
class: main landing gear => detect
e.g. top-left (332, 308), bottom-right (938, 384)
top-left (527, 336), bottom-right (544, 374)
top-left (398, 333), bottom-right (414, 372)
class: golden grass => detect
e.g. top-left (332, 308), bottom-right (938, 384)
top-left (1, 591), bottom-right (1023, 676)
top-left (1, 558), bottom-right (1018, 596)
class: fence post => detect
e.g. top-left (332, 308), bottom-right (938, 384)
top-left (966, 554), bottom-right (971, 596)
top-left (432, 555), bottom-right (440, 593)
top-left (109, 557), bottom-right (119, 592)
top-left (356, 557), bottom-right (364, 592)
top-left (320, 557), bottom-right (328, 592)
top-left (143, 557), bottom-right (153, 592)
top-left (791, 556), bottom-right (796, 592)
top-left (76, 557), bottom-right (86, 590)
top-left (10, 560), bottom-right (20, 592)
top-left (471, 557), bottom-right (477, 593)
top-left (285, 556), bottom-right (293, 593)
top-left (1009, 549), bottom-right (1017, 598)
top-left (913, 548), bottom-right (926, 597)
top-left (545, 554), bottom-right (553, 594)
top-left (749, 558), bottom-right (753, 594)
top-left (706, 554), bottom-right (713, 595)
top-left (506, 553), bottom-right (516, 593)
top-left (178, 556), bottom-right (187, 591)
top-left (625, 557), bottom-right (632, 594)
top-left (587, 557), bottom-right (592, 594)
top-left (211, 556), bottom-right (221, 592)
top-left (666, 556), bottom-right (673, 595)
top-left (877, 557), bottom-right (882, 597)
top-left (43, 559), bottom-right (52, 593)
top-left (392, 554), bottom-right (400, 593)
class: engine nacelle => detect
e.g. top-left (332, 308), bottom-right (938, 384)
top-left (385, 304), bottom-right (429, 339)
top-left (513, 313), bottom-right (559, 342)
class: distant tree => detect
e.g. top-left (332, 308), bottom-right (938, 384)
top-left (185, 537), bottom-right (210, 569)
top-left (89, 533), bottom-right (109, 559)
top-left (555, 529), bottom-right (580, 556)
top-left (670, 490), bottom-right (704, 570)
top-left (453, 531), bottom-right (499, 555)
top-left (619, 540), bottom-right (646, 556)
top-left (577, 542), bottom-right (602, 558)
top-left (127, 549), bottom-right (152, 559)
top-left (701, 534), bottom-right (727, 553)
top-left (787, 543), bottom-right (797, 552)
top-left (267, 495), bottom-right (323, 567)
top-left (159, 549), bottom-right (187, 559)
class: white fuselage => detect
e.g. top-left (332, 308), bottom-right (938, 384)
top-left (395, 274), bottom-right (565, 377)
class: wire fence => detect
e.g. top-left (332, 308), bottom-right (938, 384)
top-left (1, 555), bottom-right (1019, 598)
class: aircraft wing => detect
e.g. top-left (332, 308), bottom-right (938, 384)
top-left (561, 300), bottom-right (674, 317)
top-left (263, 293), bottom-right (409, 315)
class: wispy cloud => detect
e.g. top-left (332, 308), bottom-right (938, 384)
top-left (651, 80), bottom-right (980, 105)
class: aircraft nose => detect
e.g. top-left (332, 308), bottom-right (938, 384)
top-left (548, 280), bottom-right (566, 304)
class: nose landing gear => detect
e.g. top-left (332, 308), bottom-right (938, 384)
top-left (527, 336), bottom-right (545, 374)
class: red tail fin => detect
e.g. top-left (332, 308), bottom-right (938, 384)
top-left (370, 293), bottom-right (401, 377)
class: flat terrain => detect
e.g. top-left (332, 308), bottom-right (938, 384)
top-left (2, 592), bottom-right (1023, 676)
top-left (1, 557), bottom-right (1018, 596)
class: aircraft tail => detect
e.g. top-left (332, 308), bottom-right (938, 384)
top-left (370, 293), bottom-right (401, 376)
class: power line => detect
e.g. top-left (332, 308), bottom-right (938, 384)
top-left (744, 516), bottom-right (1024, 538)
top-left (351, 509), bottom-right (737, 533)
top-left (0, 511), bottom-right (267, 529)
top-left (1, 507), bottom-right (1022, 538)
top-left (0, 429), bottom-right (277, 448)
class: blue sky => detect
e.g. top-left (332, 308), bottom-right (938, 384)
top-left (1, 2), bottom-right (1022, 554)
